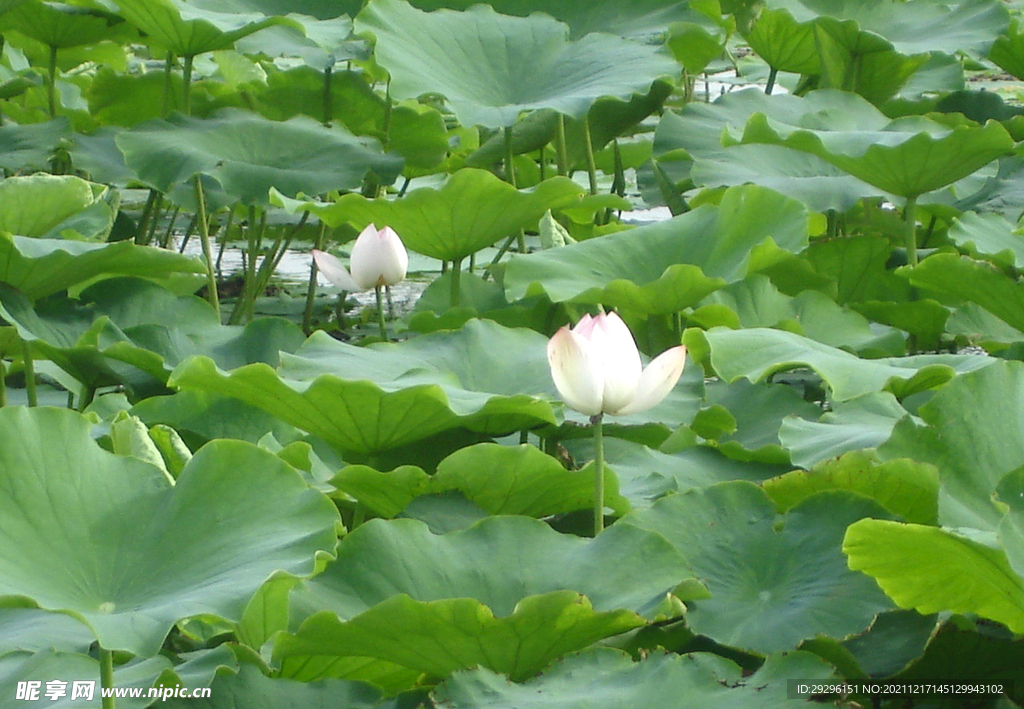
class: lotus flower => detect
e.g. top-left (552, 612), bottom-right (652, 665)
top-left (547, 312), bottom-right (687, 417)
top-left (312, 224), bottom-right (408, 291)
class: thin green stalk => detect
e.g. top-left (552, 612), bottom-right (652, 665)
top-left (136, 189), bottom-right (159, 244)
top-left (582, 116), bottom-right (598, 196)
top-left (176, 213), bottom-right (197, 253)
top-left (904, 194), bottom-right (919, 266)
top-left (374, 285), bottom-right (388, 340)
top-left (303, 220), bottom-right (328, 334)
top-left (22, 341), bottom-right (36, 407)
top-left (160, 206), bottom-right (181, 249)
top-left (322, 64), bottom-right (333, 125)
top-left (386, 284), bottom-right (395, 319)
top-left (591, 413), bottom-right (605, 535)
top-left (555, 114), bottom-right (569, 176)
top-left (0, 360), bottom-right (6, 407)
top-left (47, 44), bottom-right (58, 118)
top-left (215, 209), bottom-right (234, 279)
top-left (100, 647), bottom-right (115, 709)
top-left (504, 125), bottom-right (517, 187)
top-left (194, 176), bottom-right (220, 318)
top-left (765, 66), bottom-right (778, 95)
top-left (450, 257), bottom-right (462, 308)
top-left (181, 54), bottom-right (195, 115)
top-left (483, 234), bottom-right (517, 280)
top-left (144, 195), bottom-right (166, 246)
top-left (163, 52), bottom-right (175, 116)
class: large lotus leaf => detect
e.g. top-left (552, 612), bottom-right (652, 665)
top-left (0, 608), bottom-right (95, 655)
top-left (764, 0), bottom-right (1008, 57)
top-left (170, 320), bottom-right (558, 453)
top-left (132, 390), bottom-right (299, 446)
top-left (844, 519), bottom-right (1024, 633)
top-left (947, 211), bottom-right (1024, 269)
top-left (354, 0), bottom-right (678, 129)
top-left (622, 482), bottom-right (894, 653)
top-left (0, 407), bottom-right (339, 656)
top-left (162, 664), bottom-right (389, 709)
top-left (738, 111), bottom-right (1015, 198)
top-left (117, 110), bottom-right (402, 205)
top-left (503, 185), bottom-right (808, 315)
top-left (685, 326), bottom-right (994, 402)
top-left (765, 451), bottom-right (939, 525)
top-left (0, 233), bottom-right (205, 301)
top-left (434, 648), bottom-right (834, 709)
top-left (405, 0), bottom-right (692, 39)
top-left (907, 253), bottom-right (1024, 334)
top-left (334, 442), bottom-right (628, 518)
top-left (880, 361), bottom-right (1024, 529)
top-left (191, 0), bottom-right (363, 20)
top-left (997, 471), bottom-right (1024, 580)
top-left (272, 169), bottom-right (584, 261)
top-left (990, 20), bottom-right (1024, 81)
top-left (1, 0), bottom-right (126, 49)
top-left (0, 119), bottom-right (69, 172)
top-left (277, 517), bottom-right (692, 680)
top-left (0, 174), bottom-right (110, 239)
top-left (744, 7), bottom-right (820, 74)
top-left (112, 0), bottom-right (294, 56)
top-left (778, 391), bottom-right (911, 469)
top-left (0, 279), bottom-right (305, 390)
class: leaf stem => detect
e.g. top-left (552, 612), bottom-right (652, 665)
top-left (582, 115), bottom-right (598, 196)
top-left (504, 125), bottom-right (517, 187)
top-left (555, 113), bottom-right (569, 176)
top-left (375, 285), bottom-right (388, 340)
top-left (194, 176), bottom-right (220, 319)
top-left (100, 647), bottom-right (115, 709)
top-left (765, 66), bottom-right (778, 95)
top-left (591, 413), bottom-right (605, 535)
top-left (904, 195), bottom-right (918, 266)
top-left (22, 341), bottom-right (36, 407)
top-left (46, 44), bottom-right (58, 118)
top-left (322, 64), bottom-right (333, 125)
top-left (450, 257), bottom-right (463, 308)
top-left (181, 54), bottom-right (194, 115)
top-left (304, 220), bottom-right (328, 334)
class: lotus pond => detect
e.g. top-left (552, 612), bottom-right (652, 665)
top-left (4, 0), bottom-right (1024, 706)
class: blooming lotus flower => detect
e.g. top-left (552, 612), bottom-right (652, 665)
top-left (312, 224), bottom-right (408, 291)
top-left (547, 312), bottom-right (687, 417)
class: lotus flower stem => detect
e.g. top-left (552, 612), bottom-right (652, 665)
top-left (303, 221), bottom-right (329, 334)
top-left (46, 44), bottom-right (58, 118)
top-left (582, 116), bottom-right (598, 196)
top-left (194, 176), bottom-right (220, 318)
top-left (100, 647), bottom-right (115, 709)
top-left (21, 341), bottom-right (36, 407)
top-left (450, 257), bottom-right (463, 307)
top-left (386, 284), bottom-right (395, 320)
top-left (904, 195), bottom-right (918, 266)
top-left (555, 114), bottom-right (569, 176)
top-left (374, 285), bottom-right (388, 340)
top-left (591, 413), bottom-right (605, 535)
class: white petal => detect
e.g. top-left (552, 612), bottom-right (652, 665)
top-left (612, 345), bottom-right (687, 416)
top-left (350, 224), bottom-right (385, 289)
top-left (547, 326), bottom-right (604, 416)
top-left (589, 312), bottom-right (642, 413)
top-left (573, 313), bottom-right (596, 337)
top-left (375, 226), bottom-right (408, 286)
top-left (311, 249), bottom-right (360, 291)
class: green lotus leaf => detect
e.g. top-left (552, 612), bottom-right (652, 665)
top-left (0, 608), bottom-right (95, 655)
top-left (0, 407), bottom-right (339, 656)
top-left (907, 253), bottom-right (1024, 334)
top-left (192, 0), bottom-right (362, 20)
top-left (117, 109), bottom-right (402, 205)
top-left (355, 0), bottom-right (678, 129)
top-left (844, 519), bottom-right (1024, 633)
top-left (170, 319), bottom-right (558, 454)
top-left (765, 0), bottom-right (1008, 57)
top-left (622, 482), bottom-right (894, 653)
top-left (880, 361), bottom-right (1024, 529)
top-left (132, 389), bottom-right (299, 446)
top-left (0, 174), bottom-right (112, 240)
top-left (434, 648), bottom-right (835, 709)
top-left (744, 7), bottom-right (820, 74)
top-left (162, 664), bottom-right (389, 709)
top-left (0, 233), bottom-right (205, 301)
top-left (0, 118), bottom-right (70, 172)
top-left (990, 20), bottom-right (1024, 81)
top-left (778, 391), bottom-right (911, 469)
top-left (739, 110), bottom-right (1015, 198)
top-left (276, 516), bottom-right (692, 680)
top-left (405, 0), bottom-right (693, 39)
top-left (273, 169), bottom-right (584, 261)
top-left (765, 451), bottom-right (939, 525)
top-left (1, 0), bottom-right (127, 49)
top-left (947, 211), bottom-right (1024, 269)
top-left (0, 279), bottom-right (304, 392)
top-left (111, 0), bottom-right (294, 57)
top-left (333, 442), bottom-right (629, 519)
top-left (996, 470), bottom-right (1024, 580)
top-left (503, 185), bottom-right (809, 315)
top-left (684, 326), bottom-right (994, 402)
